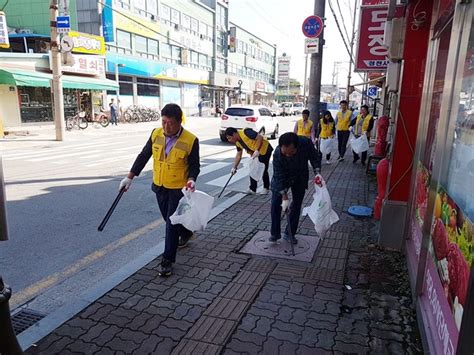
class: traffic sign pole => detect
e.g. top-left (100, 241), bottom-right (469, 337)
top-left (307, 2), bottom-right (325, 129)
top-left (50, 0), bottom-right (66, 141)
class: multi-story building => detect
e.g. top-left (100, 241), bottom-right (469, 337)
top-left (0, 0), bottom-right (277, 127)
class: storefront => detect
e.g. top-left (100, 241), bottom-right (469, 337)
top-left (106, 53), bottom-right (209, 115)
top-left (0, 53), bottom-right (118, 128)
top-left (381, 1), bottom-right (473, 353)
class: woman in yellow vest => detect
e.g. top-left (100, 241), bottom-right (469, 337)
top-left (293, 109), bottom-right (316, 143)
top-left (336, 100), bottom-right (353, 161)
top-left (225, 127), bottom-right (273, 194)
top-left (119, 103), bottom-right (200, 277)
top-left (351, 104), bottom-right (374, 166)
top-left (317, 111), bottom-right (336, 164)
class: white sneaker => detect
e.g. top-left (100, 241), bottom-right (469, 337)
top-left (245, 189), bottom-right (256, 195)
top-left (260, 188), bottom-right (270, 195)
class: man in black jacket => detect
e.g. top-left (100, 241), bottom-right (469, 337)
top-left (270, 132), bottom-right (321, 244)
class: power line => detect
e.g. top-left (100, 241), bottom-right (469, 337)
top-left (328, 0), bottom-right (353, 62)
top-left (336, 0), bottom-right (351, 45)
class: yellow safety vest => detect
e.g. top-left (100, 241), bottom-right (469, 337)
top-left (236, 129), bottom-right (269, 156)
top-left (296, 119), bottom-right (313, 138)
top-left (354, 114), bottom-right (372, 136)
top-left (151, 128), bottom-right (197, 189)
top-left (319, 119), bottom-right (335, 139)
top-left (336, 110), bottom-right (353, 131)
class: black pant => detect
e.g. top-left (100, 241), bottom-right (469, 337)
top-left (352, 150), bottom-right (368, 164)
top-left (250, 152), bottom-right (271, 192)
top-left (154, 186), bottom-right (193, 263)
top-left (337, 130), bottom-right (350, 158)
top-left (271, 183), bottom-right (306, 238)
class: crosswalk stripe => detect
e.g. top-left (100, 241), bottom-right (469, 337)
top-left (29, 150), bottom-right (103, 162)
top-left (206, 164), bottom-right (250, 187)
top-left (199, 162), bottom-right (229, 177)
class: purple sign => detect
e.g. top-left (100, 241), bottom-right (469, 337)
top-left (302, 15), bottom-right (324, 38)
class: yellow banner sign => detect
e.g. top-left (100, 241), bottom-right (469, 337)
top-left (115, 10), bottom-right (159, 39)
top-left (69, 31), bottom-right (105, 55)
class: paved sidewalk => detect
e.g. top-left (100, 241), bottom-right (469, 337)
top-left (25, 157), bottom-right (422, 354)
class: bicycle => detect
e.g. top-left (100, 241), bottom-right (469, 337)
top-left (66, 112), bottom-right (88, 131)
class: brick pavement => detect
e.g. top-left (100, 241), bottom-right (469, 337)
top-left (26, 157), bottom-right (422, 354)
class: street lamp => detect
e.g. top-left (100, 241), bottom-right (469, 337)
top-left (115, 63), bottom-right (125, 113)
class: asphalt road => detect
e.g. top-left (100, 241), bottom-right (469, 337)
top-left (0, 115), bottom-right (296, 315)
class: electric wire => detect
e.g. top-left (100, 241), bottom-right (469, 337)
top-left (336, 0), bottom-right (351, 45)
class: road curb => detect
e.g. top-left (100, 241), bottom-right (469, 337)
top-left (17, 191), bottom-right (247, 351)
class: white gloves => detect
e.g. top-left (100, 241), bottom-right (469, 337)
top-left (231, 167), bottom-right (237, 175)
top-left (281, 199), bottom-right (290, 212)
top-left (186, 180), bottom-right (196, 192)
top-left (251, 150), bottom-right (260, 159)
top-left (119, 177), bottom-right (132, 191)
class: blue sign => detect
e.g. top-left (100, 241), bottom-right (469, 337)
top-left (302, 15), bottom-right (323, 38)
top-left (102, 0), bottom-right (114, 43)
top-left (56, 16), bottom-right (70, 29)
top-left (367, 86), bottom-right (378, 97)
top-left (106, 53), bottom-right (174, 78)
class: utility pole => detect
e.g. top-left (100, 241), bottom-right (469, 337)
top-left (307, 0), bottom-right (325, 127)
top-left (50, 0), bottom-right (65, 141)
top-left (302, 54), bottom-right (309, 105)
top-left (346, 0), bottom-right (358, 102)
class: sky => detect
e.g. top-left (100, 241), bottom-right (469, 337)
top-left (229, 0), bottom-right (364, 87)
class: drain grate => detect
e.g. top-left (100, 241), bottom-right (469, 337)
top-left (12, 308), bottom-right (46, 335)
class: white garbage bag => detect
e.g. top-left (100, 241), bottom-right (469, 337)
top-left (350, 135), bottom-right (369, 154)
top-left (302, 175), bottom-right (339, 237)
top-left (170, 188), bottom-right (214, 232)
top-left (320, 138), bottom-right (333, 155)
top-left (245, 158), bottom-right (265, 181)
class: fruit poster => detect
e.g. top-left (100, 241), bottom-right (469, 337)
top-left (430, 186), bottom-right (473, 329)
top-left (414, 162), bottom-right (430, 228)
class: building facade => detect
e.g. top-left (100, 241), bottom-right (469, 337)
top-left (2, 0), bottom-right (277, 125)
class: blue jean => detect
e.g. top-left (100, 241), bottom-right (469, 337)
top-left (154, 186), bottom-right (193, 263)
top-left (271, 183), bottom-right (306, 238)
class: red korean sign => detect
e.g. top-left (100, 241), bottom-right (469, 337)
top-left (355, 6), bottom-right (390, 71)
top-left (355, 5), bottom-right (405, 72)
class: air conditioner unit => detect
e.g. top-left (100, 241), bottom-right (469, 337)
top-left (383, 17), bottom-right (405, 60)
top-left (386, 61), bottom-right (401, 93)
top-left (200, 34), bottom-right (205, 40)
top-left (174, 23), bottom-right (179, 30)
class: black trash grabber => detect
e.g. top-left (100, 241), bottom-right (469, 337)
top-left (218, 172), bottom-right (235, 198)
top-left (98, 187), bottom-right (125, 231)
top-left (281, 207), bottom-right (295, 256)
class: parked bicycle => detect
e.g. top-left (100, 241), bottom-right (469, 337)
top-left (122, 105), bottom-right (161, 123)
top-left (66, 112), bottom-right (88, 131)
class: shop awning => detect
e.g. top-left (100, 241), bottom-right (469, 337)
top-left (0, 68), bottom-right (51, 87)
top-left (62, 75), bottom-right (119, 91)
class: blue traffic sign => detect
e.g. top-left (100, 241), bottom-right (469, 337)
top-left (302, 15), bottom-right (323, 38)
top-left (367, 86), bottom-right (378, 97)
top-left (56, 16), bottom-right (70, 29)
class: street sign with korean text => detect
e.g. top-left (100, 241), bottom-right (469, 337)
top-left (302, 15), bottom-right (323, 38)
top-left (0, 12), bottom-right (9, 48)
top-left (56, 15), bottom-right (71, 34)
top-left (304, 38), bottom-right (319, 54)
top-left (51, 53), bottom-right (106, 76)
top-left (69, 31), bottom-right (105, 55)
top-left (278, 56), bottom-right (290, 82)
top-left (355, 5), bottom-right (403, 71)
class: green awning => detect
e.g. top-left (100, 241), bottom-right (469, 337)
top-left (62, 75), bottom-right (119, 91)
top-left (0, 67), bottom-right (118, 91)
top-left (0, 68), bottom-right (51, 87)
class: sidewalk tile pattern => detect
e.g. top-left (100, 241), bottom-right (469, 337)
top-left (26, 156), bottom-right (423, 354)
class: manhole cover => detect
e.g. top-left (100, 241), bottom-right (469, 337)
top-left (12, 308), bottom-right (46, 335)
top-left (240, 231), bottom-right (320, 262)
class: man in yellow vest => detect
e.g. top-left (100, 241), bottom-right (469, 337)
top-left (351, 104), bottom-right (374, 166)
top-left (225, 127), bottom-right (273, 195)
top-left (119, 103), bottom-right (200, 277)
top-left (293, 109), bottom-right (315, 143)
top-left (336, 100), bottom-right (353, 161)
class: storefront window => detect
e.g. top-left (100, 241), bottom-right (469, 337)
top-left (137, 78), bottom-right (160, 97)
top-left (18, 86), bottom-right (52, 123)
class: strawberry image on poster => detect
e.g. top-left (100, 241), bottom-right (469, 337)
top-left (433, 218), bottom-right (449, 260)
top-left (447, 242), bottom-right (470, 306)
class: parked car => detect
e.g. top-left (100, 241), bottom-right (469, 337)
top-left (219, 105), bottom-right (279, 142)
top-left (270, 104), bottom-right (282, 117)
top-left (280, 102), bottom-right (293, 116)
top-left (292, 102), bottom-right (305, 115)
